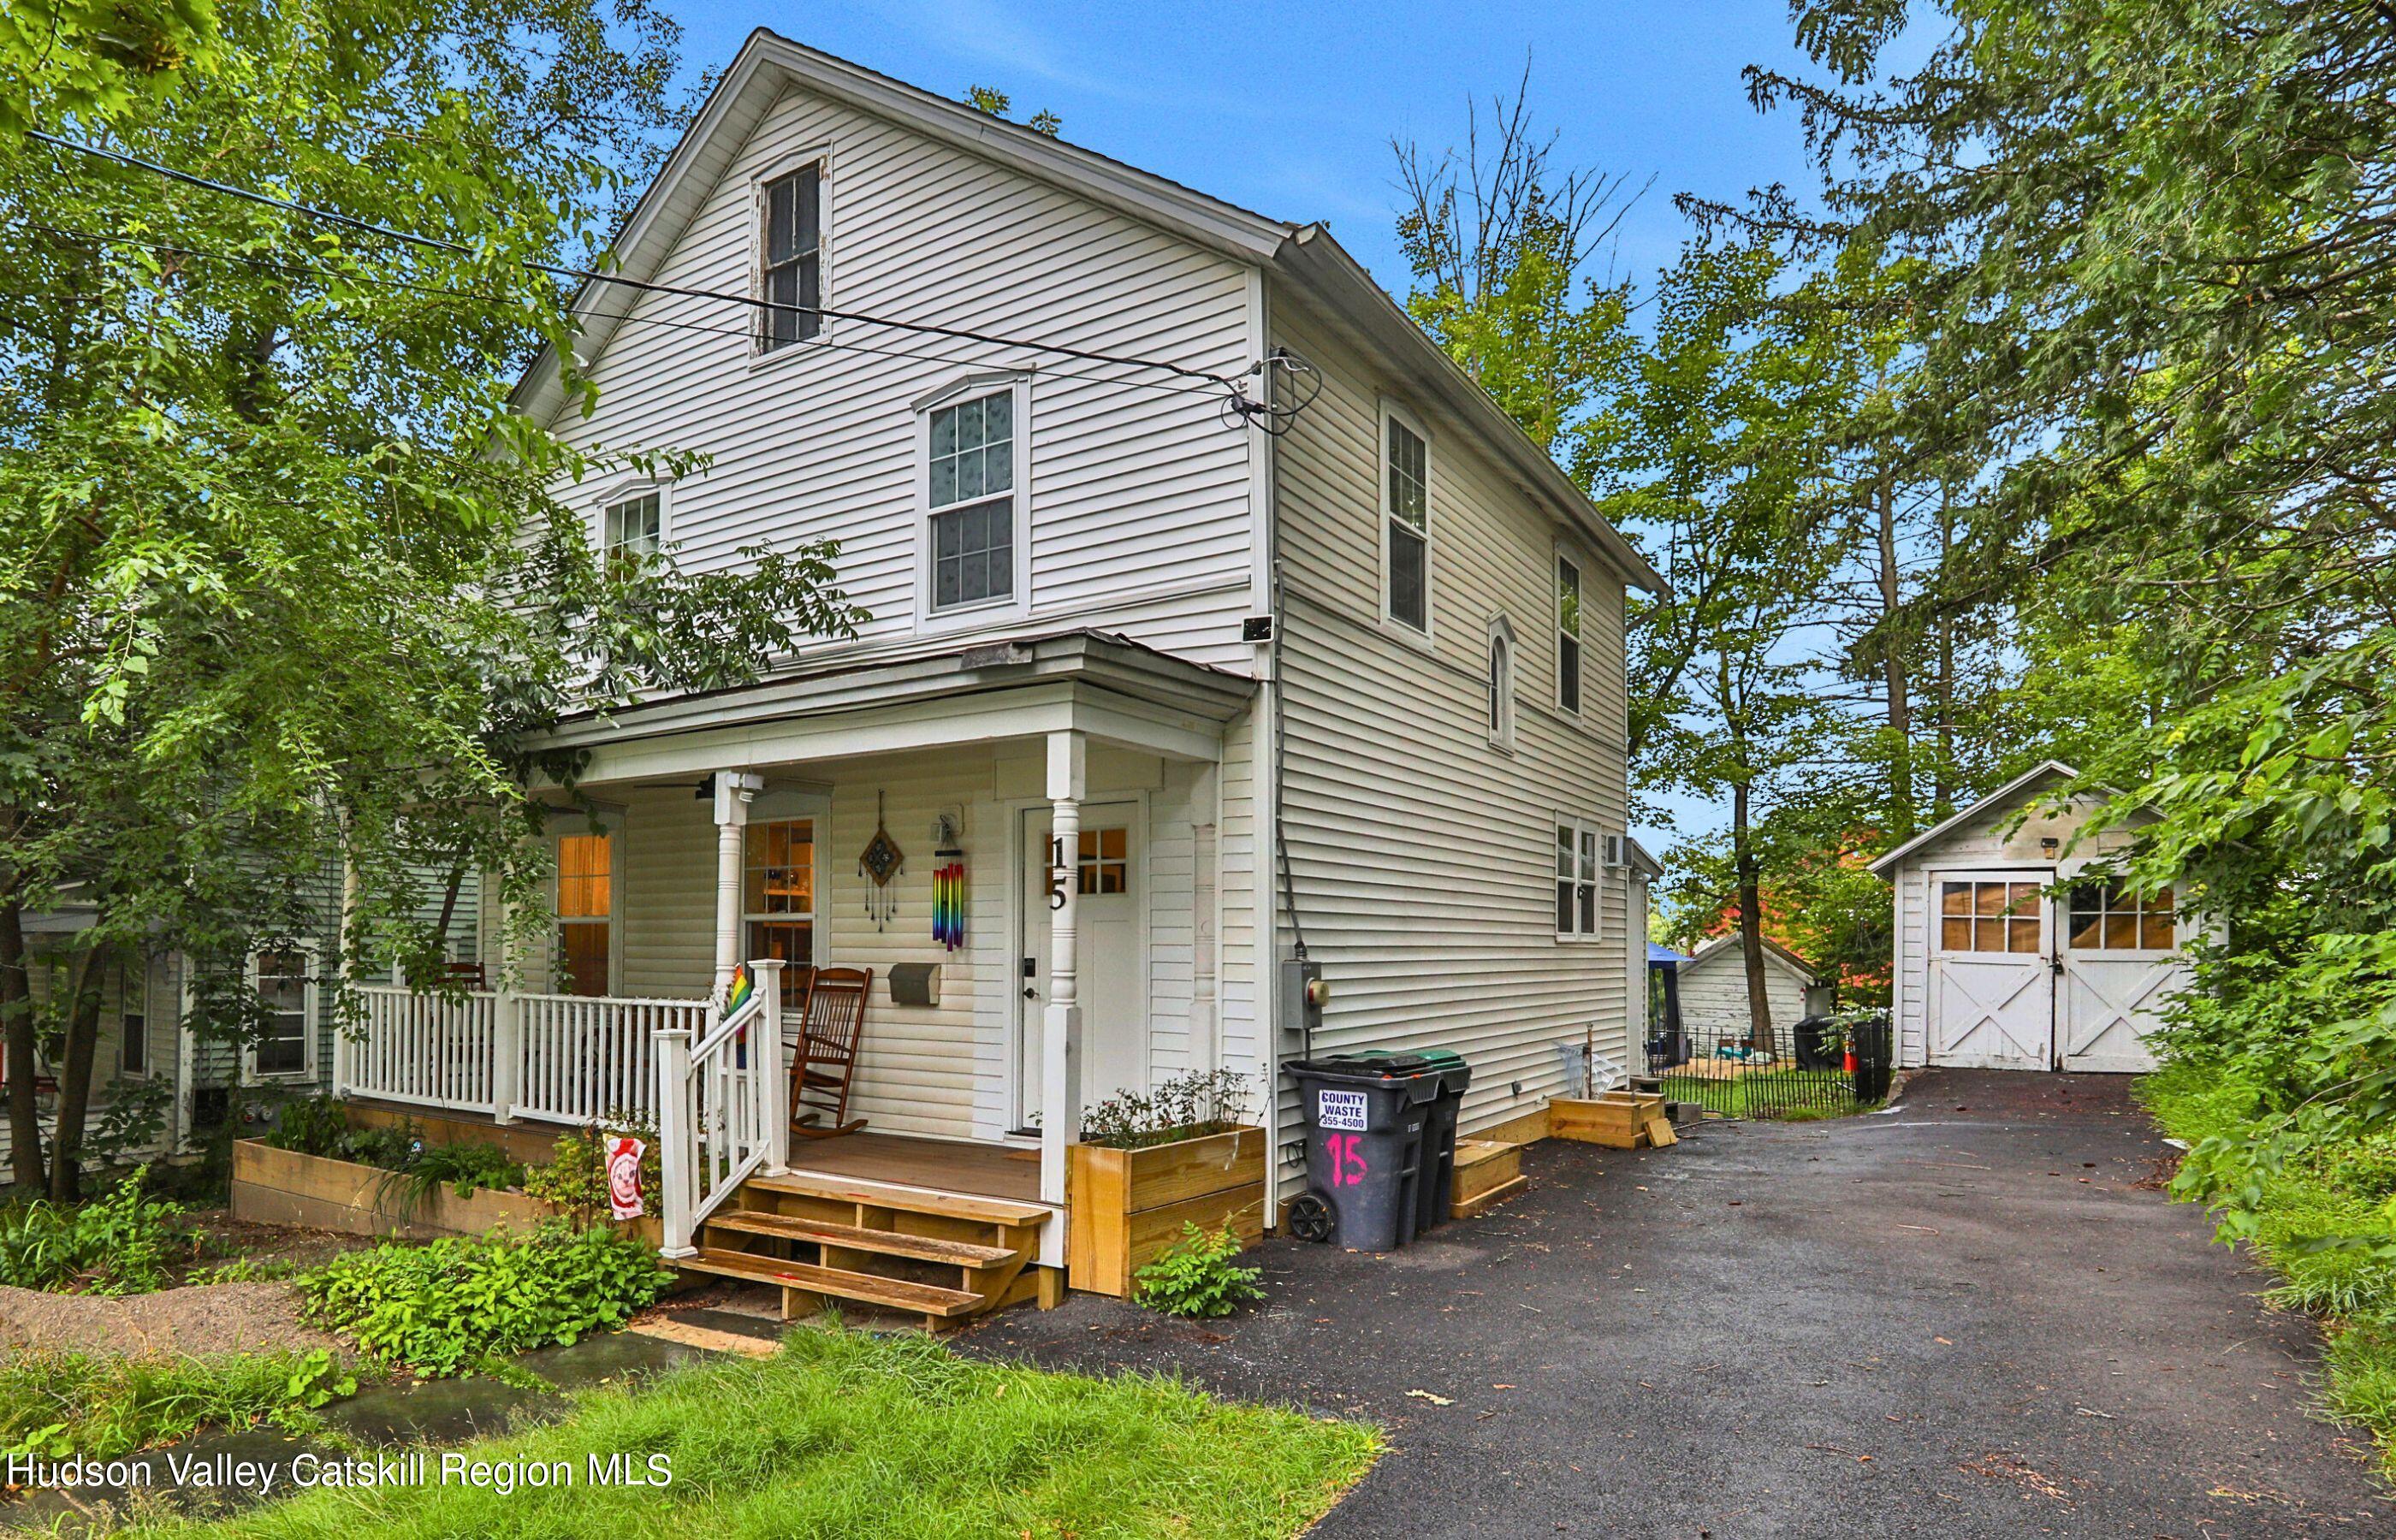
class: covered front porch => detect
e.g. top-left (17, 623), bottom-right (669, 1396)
top-left (335, 631), bottom-right (1259, 1293)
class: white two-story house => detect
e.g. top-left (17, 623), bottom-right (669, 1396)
top-left (317, 30), bottom-right (1658, 1307)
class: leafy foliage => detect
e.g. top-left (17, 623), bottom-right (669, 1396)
top-left (0, 1166), bottom-right (196, 1294)
top-left (1079, 1069), bottom-right (1253, 1150)
top-left (0, 1347), bottom-right (359, 1461)
top-left (521, 1119), bottom-right (660, 1229)
top-left (296, 1220), bottom-right (670, 1376)
top-left (1135, 1222), bottom-right (1266, 1319)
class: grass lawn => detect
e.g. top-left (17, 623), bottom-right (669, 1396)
top-left (122, 1326), bottom-right (1381, 1540)
top-left (2140, 1061), bottom-right (2396, 1477)
top-left (1658, 1067), bottom-right (1869, 1121)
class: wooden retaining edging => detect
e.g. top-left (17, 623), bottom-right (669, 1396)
top-left (229, 1140), bottom-right (664, 1247)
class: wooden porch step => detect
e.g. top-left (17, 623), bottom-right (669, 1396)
top-left (679, 1247), bottom-right (985, 1318)
top-left (743, 1170), bottom-right (1053, 1229)
top-left (702, 1210), bottom-right (1017, 1268)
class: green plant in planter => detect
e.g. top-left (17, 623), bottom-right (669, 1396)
top-left (1135, 1221), bottom-right (1265, 1318)
top-left (1081, 1069), bottom-right (1254, 1150)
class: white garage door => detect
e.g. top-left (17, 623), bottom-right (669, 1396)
top-left (1928, 874), bottom-right (2053, 1070)
top-left (2057, 880), bottom-right (2186, 1073)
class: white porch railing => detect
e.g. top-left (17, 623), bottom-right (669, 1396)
top-left (655, 959), bottom-right (787, 1257)
top-left (342, 985), bottom-right (709, 1128)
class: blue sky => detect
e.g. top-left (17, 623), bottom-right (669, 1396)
top-left (672, 3), bottom-right (1830, 847)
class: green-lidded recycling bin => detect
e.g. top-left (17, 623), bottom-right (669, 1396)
top-left (1285, 1051), bottom-right (1472, 1251)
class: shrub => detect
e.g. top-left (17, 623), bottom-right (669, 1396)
top-left (297, 1220), bottom-right (672, 1376)
top-left (1082, 1069), bottom-right (1253, 1150)
top-left (0, 1348), bottom-right (357, 1460)
top-left (1135, 1222), bottom-right (1265, 1318)
top-left (0, 1168), bottom-right (197, 1295)
top-left (523, 1118), bottom-right (661, 1229)
top-left (264, 1094), bottom-right (356, 1159)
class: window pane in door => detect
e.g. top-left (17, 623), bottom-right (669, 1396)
top-left (560, 923), bottom-right (609, 998)
top-left (746, 920), bottom-right (814, 1004)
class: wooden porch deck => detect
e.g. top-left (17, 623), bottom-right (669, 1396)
top-left (787, 1132), bottom-right (1043, 1205)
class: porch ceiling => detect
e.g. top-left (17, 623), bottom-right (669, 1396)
top-left (540, 629), bottom-right (1253, 786)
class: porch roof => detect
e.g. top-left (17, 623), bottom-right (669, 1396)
top-left (538, 628), bottom-right (1254, 785)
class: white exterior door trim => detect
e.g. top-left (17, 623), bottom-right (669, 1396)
top-left (1008, 793), bottom-right (1150, 1137)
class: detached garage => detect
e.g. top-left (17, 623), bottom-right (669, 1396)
top-left (1869, 761), bottom-right (2210, 1074)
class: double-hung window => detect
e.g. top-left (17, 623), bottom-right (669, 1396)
top-left (1379, 412), bottom-right (1427, 637)
top-left (249, 949), bottom-right (314, 1079)
top-left (1384, 410), bottom-right (1430, 633)
top-left (759, 164), bottom-right (823, 352)
top-left (1556, 819), bottom-right (1601, 939)
top-left (1557, 554), bottom-right (1583, 714)
top-left (926, 388), bottom-right (1018, 613)
top-left (603, 491), bottom-right (662, 567)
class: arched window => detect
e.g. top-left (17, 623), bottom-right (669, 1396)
top-left (1486, 618), bottom-right (1516, 749)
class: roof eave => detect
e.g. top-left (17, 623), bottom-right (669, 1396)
top-left (1271, 226), bottom-right (1666, 595)
top-left (1866, 760), bottom-right (2085, 877)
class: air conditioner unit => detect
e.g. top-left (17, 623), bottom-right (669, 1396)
top-left (1602, 833), bottom-right (1632, 869)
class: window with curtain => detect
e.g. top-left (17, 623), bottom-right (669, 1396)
top-left (556, 832), bottom-right (613, 996)
top-left (744, 817), bottom-right (816, 1003)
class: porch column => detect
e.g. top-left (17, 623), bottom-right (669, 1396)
top-left (1041, 731), bottom-right (1087, 1206)
top-left (713, 772), bottom-right (764, 998)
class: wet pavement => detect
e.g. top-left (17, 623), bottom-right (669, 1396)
top-left (961, 1070), bottom-right (2394, 1537)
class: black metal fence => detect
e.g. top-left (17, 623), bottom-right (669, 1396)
top-left (1649, 1013), bottom-right (1893, 1120)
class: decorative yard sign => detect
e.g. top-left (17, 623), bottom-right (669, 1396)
top-left (608, 1137), bottom-right (647, 1221)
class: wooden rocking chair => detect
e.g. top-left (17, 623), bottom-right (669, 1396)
top-left (789, 965), bottom-right (872, 1139)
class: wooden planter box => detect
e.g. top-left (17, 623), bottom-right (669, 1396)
top-left (1065, 1125), bottom-right (1266, 1299)
top-left (230, 1140), bottom-right (664, 1247)
top-left (1549, 1092), bottom-right (1675, 1150)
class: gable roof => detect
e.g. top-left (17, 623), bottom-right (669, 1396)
top-left (1865, 760), bottom-right (2084, 877)
top-left (1687, 933), bottom-right (1821, 982)
top-left (512, 29), bottom-right (1663, 595)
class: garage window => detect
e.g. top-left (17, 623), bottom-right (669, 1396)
top-left (2068, 880), bottom-right (2174, 951)
top-left (1938, 880), bottom-right (2041, 953)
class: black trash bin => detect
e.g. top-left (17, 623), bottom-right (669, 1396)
top-left (1792, 1014), bottom-right (1841, 1071)
top-left (1285, 1053), bottom-right (1457, 1251)
top-left (1849, 1012), bottom-right (1894, 1104)
top-left (1323, 1049), bottom-right (1474, 1235)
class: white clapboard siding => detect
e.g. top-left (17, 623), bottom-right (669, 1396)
top-left (542, 83), bottom-right (1260, 674)
top-left (1267, 305), bottom-right (1637, 1150)
top-left (1677, 945), bottom-right (1814, 1045)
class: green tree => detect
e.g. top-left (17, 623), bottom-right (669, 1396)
top-left (1588, 240), bottom-right (1847, 1053)
top-left (963, 85), bottom-right (1060, 137)
top-left (1, 1), bottom-right (862, 1194)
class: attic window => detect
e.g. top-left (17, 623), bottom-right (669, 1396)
top-left (760, 164), bottom-right (822, 352)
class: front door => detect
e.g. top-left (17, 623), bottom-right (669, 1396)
top-left (2057, 879), bottom-right (2185, 1072)
top-left (1927, 871), bottom-right (2053, 1070)
top-left (1017, 803), bottom-right (1144, 1134)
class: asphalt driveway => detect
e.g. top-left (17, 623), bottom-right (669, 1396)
top-left (962, 1070), bottom-right (2390, 1536)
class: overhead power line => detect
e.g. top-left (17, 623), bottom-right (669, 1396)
top-left (28, 130), bottom-right (1316, 429)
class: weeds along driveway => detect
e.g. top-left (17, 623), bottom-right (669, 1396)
top-left (962, 1071), bottom-right (2390, 1537)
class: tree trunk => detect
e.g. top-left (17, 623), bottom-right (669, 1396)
top-left (0, 896), bottom-right (44, 1192)
top-left (47, 944), bottom-right (106, 1201)
top-left (1732, 777), bottom-right (1776, 1059)
top-left (1876, 475), bottom-right (1914, 838)
top-left (1932, 496), bottom-right (1957, 821)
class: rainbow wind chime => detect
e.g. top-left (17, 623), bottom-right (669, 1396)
top-left (931, 846), bottom-right (967, 951)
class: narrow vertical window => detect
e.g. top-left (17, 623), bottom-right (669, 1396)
top-left (1486, 619), bottom-right (1515, 748)
top-left (252, 950), bottom-right (313, 1076)
top-left (1556, 819), bottom-right (1603, 938)
top-left (1385, 412), bottom-right (1429, 632)
top-left (1557, 555), bottom-right (1583, 714)
top-left (556, 832), bottom-right (613, 996)
top-left (926, 388), bottom-right (1018, 611)
top-left (744, 818), bottom-right (817, 1004)
top-left (760, 165), bottom-right (822, 352)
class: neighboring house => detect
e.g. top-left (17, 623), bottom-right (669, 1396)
top-left (1870, 760), bottom-right (2211, 1073)
top-left (1675, 934), bottom-right (1832, 1049)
